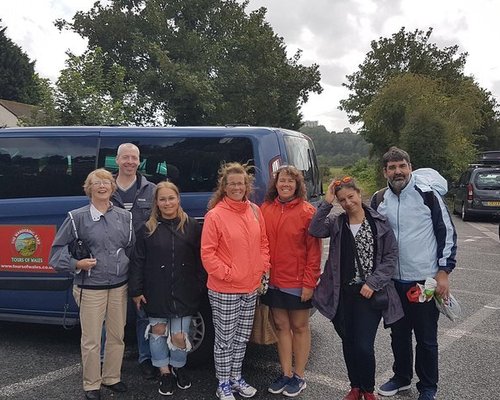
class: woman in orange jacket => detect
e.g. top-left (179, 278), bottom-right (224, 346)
top-left (201, 162), bottom-right (271, 400)
top-left (260, 165), bottom-right (322, 397)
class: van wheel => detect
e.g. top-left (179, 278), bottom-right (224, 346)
top-left (187, 295), bottom-right (214, 367)
top-left (461, 203), bottom-right (471, 221)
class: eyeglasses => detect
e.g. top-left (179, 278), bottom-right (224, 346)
top-left (227, 182), bottom-right (245, 188)
top-left (333, 176), bottom-right (353, 188)
top-left (91, 180), bottom-right (112, 187)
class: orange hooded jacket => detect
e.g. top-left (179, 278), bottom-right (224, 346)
top-left (201, 197), bottom-right (271, 293)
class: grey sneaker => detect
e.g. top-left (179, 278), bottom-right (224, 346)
top-left (230, 377), bottom-right (257, 398)
top-left (216, 381), bottom-right (236, 400)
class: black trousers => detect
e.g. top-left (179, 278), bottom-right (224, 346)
top-left (333, 287), bottom-right (382, 393)
top-left (390, 281), bottom-right (440, 394)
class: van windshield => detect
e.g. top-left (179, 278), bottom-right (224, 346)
top-left (475, 171), bottom-right (500, 190)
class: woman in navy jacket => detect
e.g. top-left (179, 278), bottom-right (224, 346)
top-left (309, 177), bottom-right (403, 400)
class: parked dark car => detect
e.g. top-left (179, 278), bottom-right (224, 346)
top-left (450, 152), bottom-right (500, 221)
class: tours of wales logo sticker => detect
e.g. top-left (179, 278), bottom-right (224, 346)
top-left (0, 225), bottom-right (56, 272)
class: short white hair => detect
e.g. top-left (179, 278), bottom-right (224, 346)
top-left (116, 143), bottom-right (140, 157)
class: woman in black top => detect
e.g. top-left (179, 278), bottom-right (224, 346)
top-left (129, 181), bottom-right (204, 397)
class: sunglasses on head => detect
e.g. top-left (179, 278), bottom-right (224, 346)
top-left (333, 176), bottom-right (353, 188)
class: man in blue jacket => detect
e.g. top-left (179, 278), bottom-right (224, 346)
top-left (112, 143), bottom-right (157, 379)
top-left (371, 147), bottom-right (457, 400)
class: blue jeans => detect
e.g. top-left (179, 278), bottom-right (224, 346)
top-left (148, 316), bottom-right (192, 368)
top-left (391, 281), bottom-right (440, 394)
top-left (136, 306), bottom-right (152, 363)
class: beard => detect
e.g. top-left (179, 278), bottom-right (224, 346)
top-left (389, 176), bottom-right (409, 193)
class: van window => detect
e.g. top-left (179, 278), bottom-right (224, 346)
top-left (0, 137), bottom-right (98, 199)
top-left (283, 135), bottom-right (321, 199)
top-left (98, 136), bottom-right (254, 192)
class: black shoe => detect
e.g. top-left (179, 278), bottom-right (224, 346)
top-left (173, 366), bottom-right (192, 389)
top-left (102, 381), bottom-right (127, 393)
top-left (159, 373), bottom-right (175, 396)
top-left (140, 359), bottom-right (158, 380)
top-left (84, 389), bottom-right (101, 400)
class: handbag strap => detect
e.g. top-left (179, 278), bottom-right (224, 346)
top-left (68, 211), bottom-right (79, 239)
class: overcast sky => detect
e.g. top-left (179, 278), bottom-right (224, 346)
top-left (1, 0), bottom-right (499, 132)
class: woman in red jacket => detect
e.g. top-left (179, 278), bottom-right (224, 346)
top-left (260, 165), bottom-right (321, 397)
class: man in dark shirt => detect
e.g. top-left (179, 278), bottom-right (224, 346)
top-left (112, 143), bottom-right (157, 379)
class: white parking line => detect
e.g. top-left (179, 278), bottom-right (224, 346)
top-left (465, 222), bottom-right (499, 241)
top-left (375, 295), bottom-right (500, 384)
top-left (251, 360), bottom-right (350, 391)
top-left (0, 364), bottom-right (81, 397)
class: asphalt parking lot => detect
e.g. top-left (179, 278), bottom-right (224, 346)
top-left (0, 215), bottom-right (499, 399)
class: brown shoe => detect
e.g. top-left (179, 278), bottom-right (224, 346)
top-left (363, 392), bottom-right (378, 400)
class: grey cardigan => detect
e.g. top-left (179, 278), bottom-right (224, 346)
top-left (309, 201), bottom-right (403, 326)
top-left (49, 204), bottom-right (135, 287)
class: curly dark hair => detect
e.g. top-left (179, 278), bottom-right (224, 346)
top-left (264, 165), bottom-right (306, 202)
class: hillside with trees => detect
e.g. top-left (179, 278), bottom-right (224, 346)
top-left (300, 125), bottom-right (369, 166)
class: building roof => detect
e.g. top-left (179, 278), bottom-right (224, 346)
top-left (0, 99), bottom-right (39, 119)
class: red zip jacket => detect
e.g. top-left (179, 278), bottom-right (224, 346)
top-left (261, 198), bottom-right (321, 289)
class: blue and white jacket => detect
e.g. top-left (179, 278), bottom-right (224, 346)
top-left (371, 169), bottom-right (457, 281)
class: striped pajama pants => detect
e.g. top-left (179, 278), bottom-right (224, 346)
top-left (208, 289), bottom-right (257, 383)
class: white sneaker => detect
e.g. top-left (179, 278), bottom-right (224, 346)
top-left (216, 381), bottom-right (236, 400)
top-left (230, 377), bottom-right (257, 398)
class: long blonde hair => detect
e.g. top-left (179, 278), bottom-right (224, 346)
top-left (207, 162), bottom-right (254, 210)
top-left (145, 181), bottom-right (188, 235)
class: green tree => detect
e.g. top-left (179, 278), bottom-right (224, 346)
top-left (18, 76), bottom-right (60, 126)
top-left (339, 27), bottom-right (467, 125)
top-left (341, 26), bottom-right (499, 163)
top-left (55, 47), bottom-right (138, 126)
top-left (0, 22), bottom-right (43, 104)
top-left (56, 0), bottom-right (322, 128)
top-left (363, 73), bottom-right (480, 180)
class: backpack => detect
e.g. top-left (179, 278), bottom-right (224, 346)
top-left (372, 168), bottom-right (447, 210)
